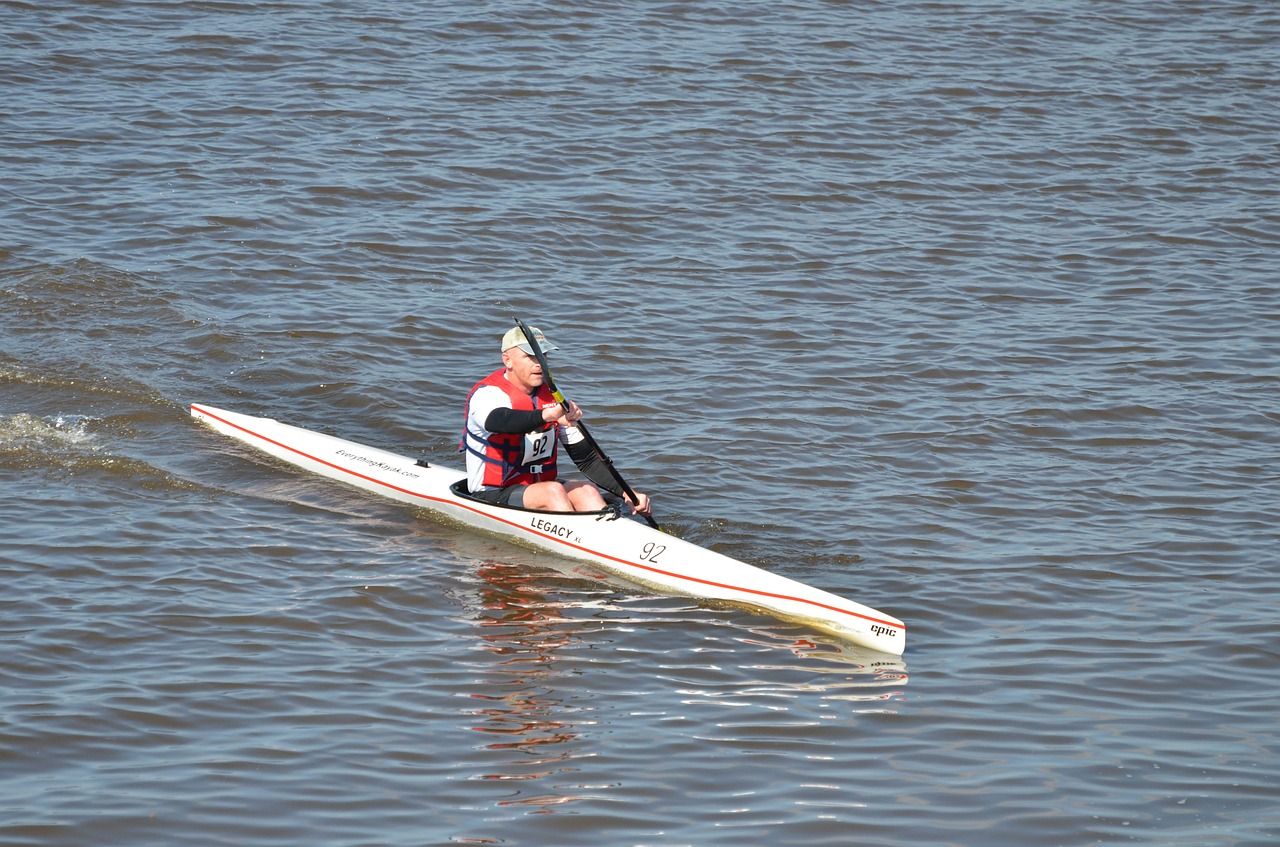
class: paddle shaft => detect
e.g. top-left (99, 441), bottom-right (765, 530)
top-left (514, 318), bottom-right (659, 530)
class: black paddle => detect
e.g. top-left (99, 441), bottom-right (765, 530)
top-left (514, 317), bottom-right (660, 530)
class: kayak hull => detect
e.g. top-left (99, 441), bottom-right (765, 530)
top-left (190, 403), bottom-right (906, 655)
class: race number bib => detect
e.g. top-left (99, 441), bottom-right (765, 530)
top-left (523, 430), bottom-right (555, 465)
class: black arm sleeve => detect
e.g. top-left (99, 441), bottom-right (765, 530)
top-left (484, 407), bottom-right (546, 434)
top-left (566, 438), bottom-right (624, 497)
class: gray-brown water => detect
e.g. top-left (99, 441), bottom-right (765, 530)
top-left (2, 1), bottom-right (1278, 845)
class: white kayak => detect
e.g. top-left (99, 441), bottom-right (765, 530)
top-left (190, 403), bottom-right (906, 655)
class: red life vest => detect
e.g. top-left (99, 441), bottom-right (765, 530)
top-left (461, 368), bottom-right (559, 488)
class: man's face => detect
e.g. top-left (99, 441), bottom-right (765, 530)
top-left (502, 347), bottom-right (545, 394)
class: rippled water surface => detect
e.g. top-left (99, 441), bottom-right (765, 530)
top-left (3, 1), bottom-right (1278, 845)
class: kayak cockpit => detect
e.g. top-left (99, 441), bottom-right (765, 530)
top-left (447, 479), bottom-right (624, 520)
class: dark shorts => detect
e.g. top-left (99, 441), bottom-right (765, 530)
top-left (469, 484), bottom-right (527, 509)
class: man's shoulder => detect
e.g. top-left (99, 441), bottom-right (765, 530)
top-left (468, 383), bottom-right (511, 415)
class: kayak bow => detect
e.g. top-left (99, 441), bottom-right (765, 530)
top-left (190, 403), bottom-right (906, 655)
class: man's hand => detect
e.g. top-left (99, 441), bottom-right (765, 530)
top-left (626, 490), bottom-right (652, 516)
top-left (542, 400), bottom-right (583, 425)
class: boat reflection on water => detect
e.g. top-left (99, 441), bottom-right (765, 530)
top-left (454, 553), bottom-right (910, 810)
top-left (725, 629), bottom-right (909, 707)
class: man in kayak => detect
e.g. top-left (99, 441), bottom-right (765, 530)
top-left (462, 325), bottom-right (653, 516)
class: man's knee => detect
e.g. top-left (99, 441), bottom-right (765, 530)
top-left (524, 481), bottom-right (572, 511)
top-left (565, 482), bottom-right (606, 511)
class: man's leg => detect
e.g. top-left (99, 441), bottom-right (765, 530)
top-left (564, 481), bottom-right (606, 511)
top-left (520, 480), bottom-right (574, 511)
